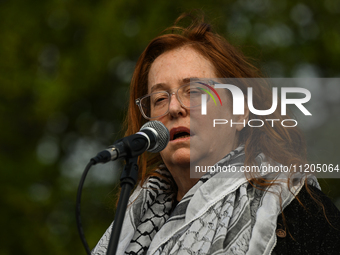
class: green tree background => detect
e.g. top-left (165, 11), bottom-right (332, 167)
top-left (1, 0), bottom-right (339, 254)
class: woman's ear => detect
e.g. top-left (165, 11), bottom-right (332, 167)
top-left (235, 100), bottom-right (249, 132)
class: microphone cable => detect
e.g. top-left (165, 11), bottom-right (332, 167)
top-left (76, 160), bottom-right (95, 255)
top-left (75, 120), bottom-right (170, 254)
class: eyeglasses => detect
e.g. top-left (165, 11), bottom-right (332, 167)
top-left (135, 82), bottom-right (214, 120)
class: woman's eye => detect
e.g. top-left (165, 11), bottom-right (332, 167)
top-left (187, 89), bottom-right (202, 97)
top-left (184, 88), bottom-right (198, 94)
top-left (191, 89), bottom-right (200, 94)
top-left (153, 97), bottom-right (167, 105)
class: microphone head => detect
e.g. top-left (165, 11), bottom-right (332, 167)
top-left (140, 121), bottom-right (170, 153)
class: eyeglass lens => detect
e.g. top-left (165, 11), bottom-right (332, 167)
top-left (140, 83), bottom-right (206, 119)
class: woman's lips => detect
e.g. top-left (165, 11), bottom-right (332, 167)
top-left (169, 126), bottom-right (193, 143)
top-left (169, 135), bottom-right (191, 143)
top-left (170, 126), bottom-right (190, 140)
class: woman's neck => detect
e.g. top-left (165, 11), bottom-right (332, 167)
top-left (169, 166), bottom-right (204, 201)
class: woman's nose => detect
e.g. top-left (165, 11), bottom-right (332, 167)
top-left (168, 93), bottom-right (187, 118)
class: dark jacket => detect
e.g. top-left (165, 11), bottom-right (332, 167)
top-left (273, 185), bottom-right (340, 255)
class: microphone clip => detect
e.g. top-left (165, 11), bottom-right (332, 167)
top-left (91, 134), bottom-right (149, 164)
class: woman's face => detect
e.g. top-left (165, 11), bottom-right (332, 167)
top-left (147, 46), bottom-right (247, 175)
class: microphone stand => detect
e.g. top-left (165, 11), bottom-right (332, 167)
top-left (106, 156), bottom-right (139, 255)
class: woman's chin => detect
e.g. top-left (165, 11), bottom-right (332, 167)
top-left (163, 148), bottom-right (191, 168)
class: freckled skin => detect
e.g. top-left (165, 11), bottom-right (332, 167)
top-left (148, 46), bottom-right (248, 200)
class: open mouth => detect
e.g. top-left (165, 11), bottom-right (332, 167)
top-left (170, 127), bottom-right (191, 141)
top-left (173, 132), bottom-right (190, 140)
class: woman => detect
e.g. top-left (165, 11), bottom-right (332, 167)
top-left (92, 13), bottom-right (340, 255)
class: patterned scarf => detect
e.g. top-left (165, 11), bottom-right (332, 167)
top-left (92, 146), bottom-right (319, 255)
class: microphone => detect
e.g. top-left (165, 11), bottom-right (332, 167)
top-left (91, 121), bottom-right (169, 164)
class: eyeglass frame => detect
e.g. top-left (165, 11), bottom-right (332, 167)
top-left (135, 82), bottom-right (212, 120)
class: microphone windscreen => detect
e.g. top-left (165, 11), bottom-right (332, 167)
top-left (140, 121), bottom-right (170, 153)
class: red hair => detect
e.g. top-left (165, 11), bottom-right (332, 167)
top-left (123, 12), bottom-right (307, 194)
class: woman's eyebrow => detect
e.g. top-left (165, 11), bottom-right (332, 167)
top-left (182, 77), bottom-right (200, 84)
top-left (150, 83), bottom-right (167, 93)
top-left (150, 77), bottom-right (201, 92)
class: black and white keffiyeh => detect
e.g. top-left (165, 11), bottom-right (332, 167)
top-left (92, 146), bottom-right (319, 255)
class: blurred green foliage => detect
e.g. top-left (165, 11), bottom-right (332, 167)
top-left (1, 0), bottom-right (340, 254)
